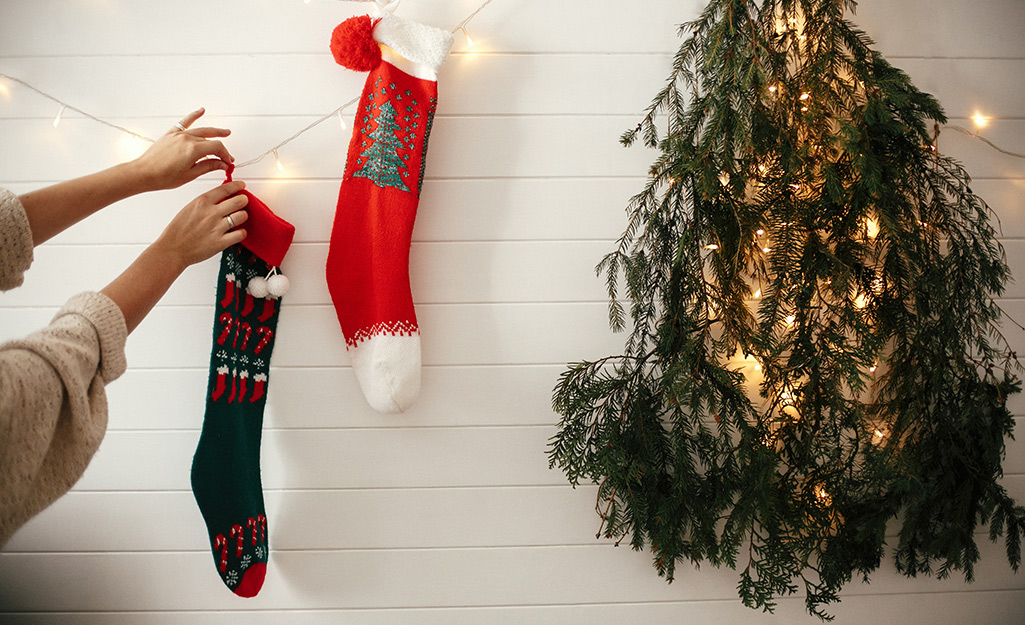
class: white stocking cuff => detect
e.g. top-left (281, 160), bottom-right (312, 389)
top-left (374, 13), bottom-right (454, 80)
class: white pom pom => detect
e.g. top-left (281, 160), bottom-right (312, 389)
top-left (267, 273), bottom-right (290, 298)
top-left (247, 276), bottom-right (269, 299)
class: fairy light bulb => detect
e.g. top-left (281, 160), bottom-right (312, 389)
top-left (118, 134), bottom-right (150, 160)
top-left (756, 229), bottom-right (765, 236)
top-left (52, 104), bottom-right (66, 128)
top-left (768, 85), bottom-right (777, 93)
top-left (0, 80), bottom-right (9, 97)
top-left (703, 244), bottom-right (720, 250)
top-left (753, 288), bottom-right (762, 299)
top-left (785, 314), bottom-right (796, 326)
top-left (815, 486), bottom-right (832, 505)
top-left (972, 112), bottom-right (989, 128)
top-left (338, 110), bottom-right (347, 130)
top-left (274, 149), bottom-right (284, 172)
top-left (460, 27), bottom-right (475, 49)
top-left (799, 93), bottom-right (810, 101)
top-left (866, 216), bottom-right (879, 239)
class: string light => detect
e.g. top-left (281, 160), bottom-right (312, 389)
top-left (756, 229), bottom-right (765, 236)
top-left (338, 110), bottom-right (347, 130)
top-left (704, 244), bottom-right (720, 250)
top-left (460, 26), bottom-right (476, 49)
top-left (0, 0), bottom-right (498, 171)
top-left (52, 104), bottom-right (66, 128)
top-left (972, 112), bottom-right (989, 128)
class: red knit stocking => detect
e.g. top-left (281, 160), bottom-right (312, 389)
top-left (326, 14), bottom-right (453, 413)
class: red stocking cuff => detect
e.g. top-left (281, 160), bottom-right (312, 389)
top-left (224, 165), bottom-right (296, 267)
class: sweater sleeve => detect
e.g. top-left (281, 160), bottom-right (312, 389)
top-left (0, 292), bottom-right (128, 546)
top-left (0, 189), bottom-right (35, 292)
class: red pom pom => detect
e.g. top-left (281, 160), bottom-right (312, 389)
top-left (330, 15), bottom-right (381, 72)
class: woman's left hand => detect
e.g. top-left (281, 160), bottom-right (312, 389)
top-left (130, 107), bottom-right (235, 191)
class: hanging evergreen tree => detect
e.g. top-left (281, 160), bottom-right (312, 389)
top-left (548, 0), bottom-right (1025, 618)
top-left (354, 100), bottom-right (409, 192)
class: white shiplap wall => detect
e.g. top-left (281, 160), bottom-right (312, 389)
top-left (1, 0), bottom-right (1024, 622)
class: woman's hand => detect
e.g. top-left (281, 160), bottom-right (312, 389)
top-left (151, 181), bottom-right (250, 272)
top-left (101, 181), bottom-right (250, 333)
top-left (130, 108), bottom-right (235, 191)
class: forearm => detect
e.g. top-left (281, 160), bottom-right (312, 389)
top-left (18, 161), bottom-right (152, 246)
top-left (100, 242), bottom-right (187, 334)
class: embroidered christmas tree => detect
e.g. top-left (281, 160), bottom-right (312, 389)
top-left (353, 100), bottom-right (409, 192)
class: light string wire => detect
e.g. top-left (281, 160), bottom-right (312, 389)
top-left (0, 0), bottom-right (498, 170)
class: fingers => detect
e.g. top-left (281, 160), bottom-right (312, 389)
top-left (185, 127), bottom-right (231, 139)
top-left (204, 180), bottom-right (247, 205)
top-left (192, 139), bottom-right (235, 165)
top-left (189, 158), bottom-right (231, 179)
top-left (225, 209), bottom-right (250, 231)
top-left (178, 107), bottom-right (205, 130)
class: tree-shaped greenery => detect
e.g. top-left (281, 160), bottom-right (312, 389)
top-left (354, 100), bottom-right (409, 192)
top-left (549, 0), bottom-right (1025, 618)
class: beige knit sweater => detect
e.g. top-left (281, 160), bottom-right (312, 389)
top-left (0, 188), bottom-right (128, 546)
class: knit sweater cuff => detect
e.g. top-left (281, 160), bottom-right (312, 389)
top-left (55, 292), bottom-right (128, 383)
top-left (0, 188), bottom-right (35, 292)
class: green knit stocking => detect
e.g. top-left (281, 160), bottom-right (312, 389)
top-left (191, 245), bottom-right (283, 598)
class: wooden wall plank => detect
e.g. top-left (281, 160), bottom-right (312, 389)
top-left (0, 540), bottom-right (1022, 612)
top-left (2, 590), bottom-right (1025, 625)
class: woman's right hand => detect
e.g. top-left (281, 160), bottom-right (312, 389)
top-left (130, 108), bottom-right (235, 192)
top-left (152, 181), bottom-right (250, 271)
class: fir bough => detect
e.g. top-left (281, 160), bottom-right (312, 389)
top-left (548, 0), bottom-right (1025, 618)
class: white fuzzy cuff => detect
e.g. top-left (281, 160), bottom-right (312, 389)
top-left (374, 13), bottom-right (454, 78)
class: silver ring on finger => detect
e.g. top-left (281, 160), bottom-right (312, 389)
top-left (174, 122), bottom-right (187, 131)
top-left (226, 215), bottom-right (235, 230)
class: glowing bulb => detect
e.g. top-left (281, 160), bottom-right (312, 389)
top-left (866, 216), bottom-right (879, 239)
top-left (799, 93), bottom-right (810, 100)
top-left (801, 106), bottom-right (809, 112)
top-left (704, 244), bottom-right (720, 250)
top-left (52, 105), bottom-right (66, 128)
top-left (762, 247), bottom-right (771, 254)
top-left (118, 134), bottom-right (150, 160)
top-left (785, 314), bottom-right (796, 326)
top-left (754, 364), bottom-right (762, 371)
top-left (338, 110), bottom-right (347, 130)
top-left (790, 184), bottom-right (801, 191)
top-left (815, 486), bottom-right (832, 505)
top-left (854, 294), bottom-right (867, 309)
top-left (972, 113), bottom-right (989, 128)
top-left (753, 288), bottom-right (762, 299)
top-left (869, 364), bottom-right (877, 373)
top-left (461, 27), bottom-right (475, 48)
top-left (756, 229), bottom-right (765, 236)
top-left (0, 80), bottom-right (8, 97)
top-left (768, 85), bottom-right (777, 93)
top-left (274, 149), bottom-right (284, 172)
